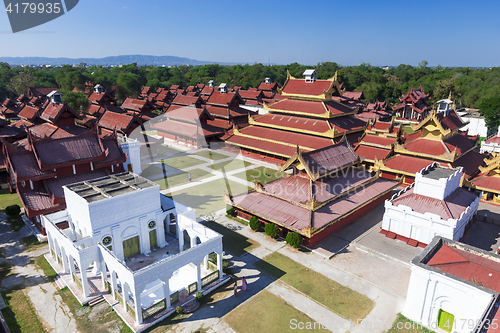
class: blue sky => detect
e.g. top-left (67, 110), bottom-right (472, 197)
top-left (1, 0), bottom-right (499, 67)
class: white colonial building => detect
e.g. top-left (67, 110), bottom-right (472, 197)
top-left (381, 163), bottom-right (479, 247)
top-left (43, 172), bottom-right (226, 329)
top-left (403, 237), bottom-right (500, 333)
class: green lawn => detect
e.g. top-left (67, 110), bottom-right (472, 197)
top-left (154, 168), bottom-right (213, 190)
top-left (203, 221), bottom-right (259, 256)
top-left (232, 166), bottom-right (287, 184)
top-left (193, 150), bottom-right (228, 161)
top-left (0, 188), bottom-right (22, 210)
top-left (156, 145), bottom-right (183, 158)
top-left (20, 236), bottom-right (46, 252)
top-left (57, 287), bottom-right (132, 333)
top-left (387, 313), bottom-right (435, 333)
top-left (1, 286), bottom-right (46, 333)
top-left (209, 159), bottom-right (253, 173)
top-left (33, 255), bottom-right (57, 281)
top-left (255, 252), bottom-right (373, 321)
top-left (161, 155), bottom-right (205, 169)
top-left (402, 125), bottom-right (416, 135)
top-left (168, 178), bottom-right (252, 217)
top-left (225, 290), bottom-right (328, 333)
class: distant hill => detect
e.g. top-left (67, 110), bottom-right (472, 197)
top-left (0, 55), bottom-right (236, 66)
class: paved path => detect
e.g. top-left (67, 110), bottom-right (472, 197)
top-left (0, 213), bottom-right (79, 333)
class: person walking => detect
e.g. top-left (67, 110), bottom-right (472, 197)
top-left (241, 276), bottom-right (247, 291)
top-left (188, 173), bottom-right (192, 182)
top-left (233, 282), bottom-right (238, 297)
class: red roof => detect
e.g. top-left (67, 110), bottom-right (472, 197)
top-left (404, 138), bottom-right (448, 155)
top-left (342, 91), bottom-right (364, 101)
top-left (98, 111), bottom-right (137, 134)
top-left (257, 82), bottom-right (277, 91)
top-left (226, 134), bottom-right (299, 157)
top-left (267, 99), bottom-right (353, 116)
top-left (239, 126), bottom-right (335, 150)
top-left (361, 135), bottom-right (396, 147)
top-left (238, 90), bottom-right (263, 100)
top-left (443, 134), bottom-right (475, 156)
top-left (207, 91), bottom-right (243, 107)
top-left (121, 98), bottom-right (150, 112)
top-left (471, 175), bottom-right (500, 192)
top-left (172, 95), bottom-right (203, 107)
top-left (436, 110), bottom-right (465, 131)
top-left (18, 105), bottom-right (39, 121)
top-left (282, 79), bottom-right (333, 96)
top-left (40, 103), bottom-right (81, 124)
top-left (205, 105), bottom-right (252, 119)
top-left (355, 145), bottom-right (391, 161)
top-left (427, 244), bottom-right (500, 294)
top-left (391, 187), bottom-right (478, 220)
top-left (233, 177), bottom-right (397, 232)
top-left (384, 155), bottom-right (437, 174)
top-left (28, 87), bottom-right (59, 97)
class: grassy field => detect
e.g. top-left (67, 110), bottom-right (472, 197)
top-left (155, 168), bottom-right (212, 190)
top-left (161, 155), bottom-right (204, 169)
top-left (20, 236), bottom-right (47, 252)
top-left (203, 221), bottom-right (259, 256)
top-left (232, 166), bottom-right (287, 184)
top-left (1, 286), bottom-right (45, 333)
top-left (57, 287), bottom-right (132, 333)
top-left (225, 290), bottom-right (328, 333)
top-left (193, 150), bottom-right (228, 161)
top-left (209, 159), bottom-right (253, 173)
top-left (255, 252), bottom-right (373, 321)
top-left (387, 313), bottom-right (435, 333)
top-left (0, 188), bottom-right (22, 210)
top-left (402, 125), bottom-right (416, 135)
top-left (156, 145), bottom-right (184, 158)
top-left (169, 178), bottom-right (252, 217)
top-left (33, 255), bottom-right (57, 281)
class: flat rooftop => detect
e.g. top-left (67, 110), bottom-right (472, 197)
top-left (66, 172), bottom-right (156, 203)
top-left (421, 165), bottom-right (457, 180)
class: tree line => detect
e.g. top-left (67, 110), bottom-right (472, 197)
top-left (1, 61), bottom-right (499, 127)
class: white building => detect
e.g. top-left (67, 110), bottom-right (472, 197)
top-left (403, 237), bottom-right (500, 333)
top-left (457, 108), bottom-right (488, 138)
top-left (43, 172), bottom-right (226, 329)
top-left (381, 163), bottom-right (479, 247)
top-left (481, 125), bottom-right (500, 154)
top-left (119, 135), bottom-right (142, 173)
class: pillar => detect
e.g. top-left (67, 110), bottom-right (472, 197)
top-left (179, 230), bottom-right (184, 252)
top-left (196, 263), bottom-right (202, 292)
top-left (133, 286), bottom-right (143, 324)
top-left (101, 263), bottom-right (107, 289)
top-left (203, 255), bottom-right (208, 270)
top-left (190, 235), bottom-right (196, 248)
top-left (111, 271), bottom-right (117, 299)
top-left (122, 282), bottom-right (129, 309)
top-left (163, 279), bottom-right (171, 309)
top-left (80, 263), bottom-right (90, 297)
top-left (217, 251), bottom-right (223, 278)
top-left (68, 255), bottom-right (76, 280)
top-left (61, 249), bottom-right (69, 273)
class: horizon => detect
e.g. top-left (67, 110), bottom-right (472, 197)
top-left (1, 0), bottom-right (499, 67)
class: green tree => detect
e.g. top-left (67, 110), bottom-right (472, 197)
top-left (479, 96), bottom-right (500, 131)
top-left (63, 91), bottom-right (89, 114)
top-left (116, 72), bottom-right (142, 101)
top-left (10, 71), bottom-right (34, 95)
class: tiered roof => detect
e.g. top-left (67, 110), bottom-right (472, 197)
top-left (393, 86), bottom-right (431, 114)
top-left (227, 140), bottom-right (399, 238)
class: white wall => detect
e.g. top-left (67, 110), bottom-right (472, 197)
top-left (460, 116), bottom-right (488, 137)
top-left (414, 167), bottom-right (463, 200)
top-left (382, 194), bottom-right (479, 245)
top-left (403, 265), bottom-right (495, 333)
top-left (121, 137), bottom-right (142, 173)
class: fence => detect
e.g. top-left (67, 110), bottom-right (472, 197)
top-left (114, 289), bottom-right (123, 304)
top-left (72, 273), bottom-right (82, 291)
top-left (207, 260), bottom-right (218, 272)
top-left (104, 279), bottom-right (110, 292)
top-left (142, 299), bottom-right (166, 321)
top-left (201, 270), bottom-right (219, 288)
top-left (170, 291), bottom-right (179, 304)
top-left (126, 301), bottom-right (135, 318)
top-left (188, 282), bottom-right (197, 294)
top-left (476, 214), bottom-right (500, 226)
